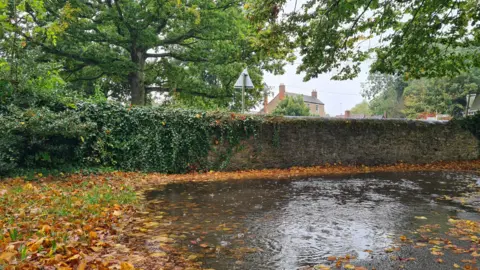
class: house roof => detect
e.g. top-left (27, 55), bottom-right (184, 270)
top-left (285, 92), bottom-right (324, 105)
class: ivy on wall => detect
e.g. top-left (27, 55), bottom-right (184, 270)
top-left (0, 103), bottom-right (262, 176)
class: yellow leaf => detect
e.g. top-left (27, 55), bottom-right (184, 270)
top-left (150, 252), bottom-right (167, 257)
top-left (78, 261), bottom-right (87, 270)
top-left (41, 225), bottom-right (52, 234)
top-left (188, 254), bottom-right (198, 261)
top-left (24, 183), bottom-right (34, 190)
top-left (90, 246), bottom-right (102, 252)
top-left (120, 262), bottom-right (135, 270)
top-left (453, 263), bottom-right (460, 268)
top-left (0, 251), bottom-right (17, 263)
top-left (428, 239), bottom-right (442, 245)
top-left (144, 221), bottom-right (160, 228)
top-left (152, 236), bottom-right (174, 243)
top-left (66, 254), bottom-right (81, 262)
top-left (89, 231), bottom-right (98, 240)
top-left (344, 264), bottom-right (355, 269)
top-left (414, 216), bottom-right (427, 220)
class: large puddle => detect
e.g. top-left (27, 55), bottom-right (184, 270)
top-left (142, 172), bottom-right (480, 269)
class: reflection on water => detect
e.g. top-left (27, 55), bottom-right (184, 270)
top-left (144, 172), bottom-right (480, 269)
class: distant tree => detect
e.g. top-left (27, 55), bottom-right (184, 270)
top-left (403, 68), bottom-right (480, 118)
top-left (362, 73), bottom-right (406, 118)
top-left (272, 96), bottom-right (310, 116)
top-left (362, 69), bottom-right (480, 119)
top-left (350, 100), bottom-right (371, 115)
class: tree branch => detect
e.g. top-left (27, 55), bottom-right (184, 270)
top-left (161, 29), bottom-right (197, 45)
top-left (146, 87), bottom-right (232, 98)
top-left (343, 0), bottom-right (374, 49)
top-left (110, 0), bottom-right (132, 35)
top-left (146, 52), bottom-right (208, 62)
top-left (64, 64), bottom-right (89, 80)
top-left (145, 52), bottom-right (171, 58)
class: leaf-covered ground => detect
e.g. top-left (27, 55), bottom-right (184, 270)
top-left (1, 160), bottom-right (480, 269)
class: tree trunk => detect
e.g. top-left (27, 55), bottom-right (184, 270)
top-left (129, 48), bottom-right (146, 105)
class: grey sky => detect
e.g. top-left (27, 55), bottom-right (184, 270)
top-left (263, 62), bottom-right (369, 117)
top-left (262, 0), bottom-right (371, 116)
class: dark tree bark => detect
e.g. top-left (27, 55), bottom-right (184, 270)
top-left (129, 48), bottom-right (146, 105)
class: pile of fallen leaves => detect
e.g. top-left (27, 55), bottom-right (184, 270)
top-left (0, 175), bottom-right (139, 269)
top-left (1, 160), bottom-right (480, 269)
top-left (129, 159), bottom-right (480, 188)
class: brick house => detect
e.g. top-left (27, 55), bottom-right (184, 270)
top-left (262, 83), bottom-right (326, 116)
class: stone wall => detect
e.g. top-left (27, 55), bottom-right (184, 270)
top-left (214, 117), bottom-right (479, 171)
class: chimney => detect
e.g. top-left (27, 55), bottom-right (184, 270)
top-left (311, 89), bottom-right (317, 98)
top-left (279, 83), bottom-right (286, 100)
top-left (263, 95), bottom-right (268, 114)
top-left (345, 110), bottom-right (351, 118)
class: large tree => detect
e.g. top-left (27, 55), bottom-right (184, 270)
top-left (2, 0), bottom-right (288, 105)
top-left (249, 0), bottom-right (480, 80)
